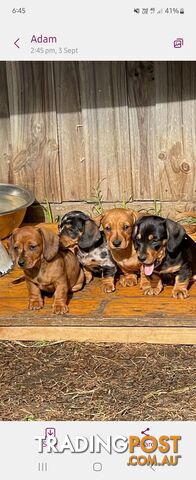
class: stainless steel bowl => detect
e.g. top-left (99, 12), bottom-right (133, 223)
top-left (0, 184), bottom-right (35, 239)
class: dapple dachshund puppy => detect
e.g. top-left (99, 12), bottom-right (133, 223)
top-left (58, 211), bottom-right (117, 293)
top-left (96, 208), bottom-right (141, 287)
top-left (8, 225), bottom-right (84, 314)
top-left (132, 215), bottom-right (196, 298)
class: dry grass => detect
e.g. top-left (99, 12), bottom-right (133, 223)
top-left (0, 341), bottom-right (195, 421)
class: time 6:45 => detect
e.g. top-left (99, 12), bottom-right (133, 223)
top-left (12, 8), bottom-right (26, 13)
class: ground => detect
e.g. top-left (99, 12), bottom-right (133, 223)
top-left (0, 341), bottom-right (195, 421)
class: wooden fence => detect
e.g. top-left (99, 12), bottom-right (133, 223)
top-left (0, 61), bottom-right (195, 218)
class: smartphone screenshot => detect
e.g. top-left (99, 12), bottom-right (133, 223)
top-left (0, 1), bottom-right (195, 478)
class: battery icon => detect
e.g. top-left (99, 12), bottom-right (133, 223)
top-left (180, 8), bottom-right (184, 14)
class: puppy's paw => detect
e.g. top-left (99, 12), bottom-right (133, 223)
top-left (119, 274), bottom-right (137, 287)
top-left (53, 303), bottom-right (68, 315)
top-left (143, 286), bottom-right (162, 296)
top-left (84, 270), bottom-right (93, 285)
top-left (28, 298), bottom-right (43, 310)
top-left (102, 282), bottom-right (115, 293)
top-left (152, 285), bottom-right (163, 296)
top-left (172, 287), bottom-right (189, 299)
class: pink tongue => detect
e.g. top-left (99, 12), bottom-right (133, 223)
top-left (144, 263), bottom-right (154, 276)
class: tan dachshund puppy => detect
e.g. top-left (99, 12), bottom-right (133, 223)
top-left (96, 208), bottom-right (141, 287)
top-left (8, 225), bottom-right (84, 314)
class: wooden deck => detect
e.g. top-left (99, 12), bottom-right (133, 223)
top-left (0, 244), bottom-right (196, 344)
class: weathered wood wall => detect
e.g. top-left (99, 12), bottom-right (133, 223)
top-left (0, 61), bottom-right (195, 216)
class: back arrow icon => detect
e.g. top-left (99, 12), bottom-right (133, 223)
top-left (14, 38), bottom-right (20, 48)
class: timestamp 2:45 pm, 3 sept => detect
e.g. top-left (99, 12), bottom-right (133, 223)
top-left (30, 47), bottom-right (79, 56)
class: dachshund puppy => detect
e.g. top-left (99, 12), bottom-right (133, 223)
top-left (58, 211), bottom-right (117, 293)
top-left (9, 225), bottom-right (84, 314)
top-left (96, 208), bottom-right (140, 287)
top-left (132, 215), bottom-right (196, 298)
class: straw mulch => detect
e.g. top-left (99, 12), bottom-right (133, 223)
top-left (0, 341), bottom-right (195, 421)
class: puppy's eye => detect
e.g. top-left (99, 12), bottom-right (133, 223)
top-left (123, 224), bottom-right (130, 231)
top-left (14, 246), bottom-right (19, 251)
top-left (29, 245), bottom-right (37, 251)
top-left (104, 225), bottom-right (111, 232)
top-left (152, 243), bottom-right (161, 251)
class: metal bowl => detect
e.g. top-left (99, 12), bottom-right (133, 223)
top-left (0, 184), bottom-right (35, 239)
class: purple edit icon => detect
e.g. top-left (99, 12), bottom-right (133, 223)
top-left (173, 38), bottom-right (184, 48)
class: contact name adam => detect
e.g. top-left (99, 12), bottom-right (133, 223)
top-left (31, 35), bottom-right (57, 44)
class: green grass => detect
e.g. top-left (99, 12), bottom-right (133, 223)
top-left (23, 413), bottom-right (38, 421)
top-left (42, 199), bottom-right (54, 223)
top-left (120, 195), bottom-right (133, 209)
top-left (178, 216), bottom-right (196, 225)
top-left (137, 200), bottom-right (163, 216)
top-left (89, 179), bottom-right (105, 215)
top-left (41, 199), bottom-right (60, 223)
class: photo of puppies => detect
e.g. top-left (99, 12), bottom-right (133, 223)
top-left (0, 60), bottom-right (196, 425)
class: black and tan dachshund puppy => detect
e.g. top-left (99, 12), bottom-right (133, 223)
top-left (58, 211), bottom-right (117, 293)
top-left (132, 215), bottom-right (196, 298)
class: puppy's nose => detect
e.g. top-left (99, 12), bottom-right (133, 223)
top-left (112, 239), bottom-right (122, 247)
top-left (18, 258), bottom-right (25, 267)
top-left (138, 254), bottom-right (147, 262)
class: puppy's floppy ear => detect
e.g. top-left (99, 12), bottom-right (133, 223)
top-left (38, 226), bottom-right (59, 261)
top-left (8, 228), bottom-right (20, 261)
top-left (125, 208), bottom-right (139, 225)
top-left (166, 219), bottom-right (186, 253)
top-left (132, 224), bottom-right (138, 243)
top-left (132, 214), bottom-right (147, 242)
top-left (93, 215), bottom-right (102, 227)
top-left (93, 210), bottom-right (111, 231)
top-left (93, 212), bottom-right (106, 227)
top-left (60, 211), bottom-right (90, 225)
top-left (79, 219), bottom-right (101, 249)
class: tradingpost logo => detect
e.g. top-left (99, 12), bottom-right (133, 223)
top-left (128, 434), bottom-right (182, 467)
top-left (35, 428), bottom-right (182, 468)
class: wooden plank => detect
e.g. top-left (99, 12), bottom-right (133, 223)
top-left (1, 283), bottom-right (196, 320)
top-left (1, 315), bottom-right (196, 328)
top-left (0, 326), bottom-right (196, 345)
top-left (127, 61), bottom-right (157, 200)
top-left (79, 62), bottom-right (132, 202)
top-left (103, 295), bottom-right (196, 318)
top-left (53, 62), bottom-right (87, 201)
top-left (27, 200), bottom-right (196, 224)
top-left (181, 62), bottom-right (196, 201)
top-left (156, 62), bottom-right (196, 201)
top-left (6, 61), bottom-right (61, 201)
top-left (0, 62), bottom-right (12, 183)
